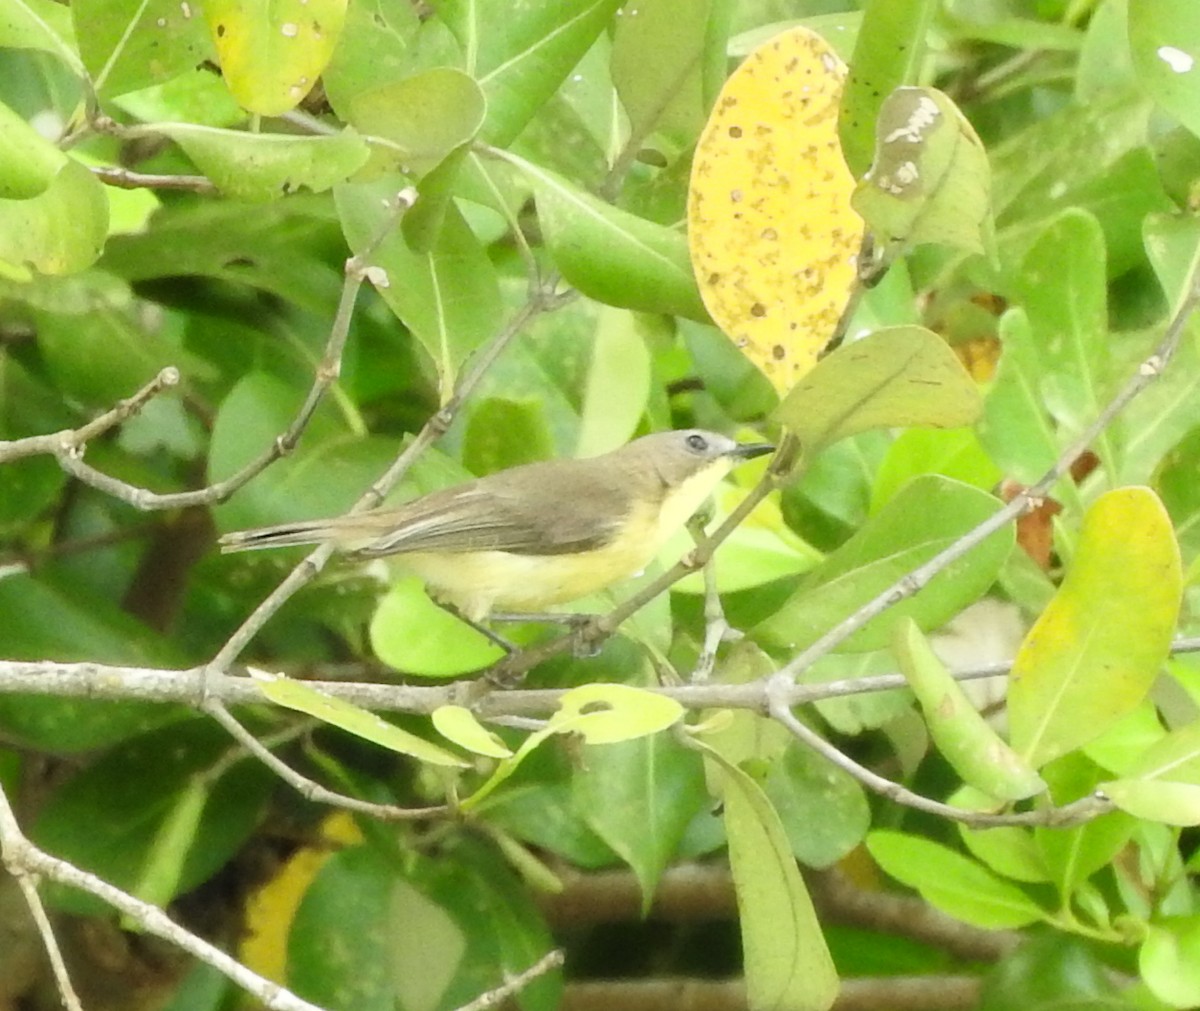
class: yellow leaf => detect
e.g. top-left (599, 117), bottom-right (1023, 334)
top-left (688, 26), bottom-right (864, 393)
top-left (205, 0), bottom-right (346, 116)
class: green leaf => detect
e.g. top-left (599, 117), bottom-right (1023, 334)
top-left (575, 307), bottom-right (653, 457)
top-left (0, 0), bottom-right (82, 71)
top-left (1140, 916), bottom-right (1200, 1008)
top-left (72, 0), bottom-right (214, 97)
top-left (755, 476), bottom-right (1013, 653)
top-left (764, 745), bottom-right (870, 869)
top-left (252, 670), bottom-right (470, 768)
top-left (893, 619), bottom-right (1045, 801)
top-left (870, 426), bottom-right (1002, 514)
top-left (370, 577), bottom-right (506, 679)
top-left (512, 155), bottom-right (707, 320)
top-left (0, 99), bottom-right (67, 198)
top-left (336, 176), bottom-right (502, 392)
top-left (157, 124), bottom-right (370, 200)
top-left (33, 721), bottom-right (272, 915)
top-left (1103, 779), bottom-right (1200, 826)
top-left (1099, 720), bottom-right (1200, 824)
top-left (462, 397), bottom-right (554, 475)
top-left (1012, 209), bottom-right (1111, 443)
top-left (432, 706), bottom-right (513, 759)
top-left (852, 86), bottom-right (992, 255)
top-left (438, 0), bottom-right (623, 145)
top-left (610, 0), bottom-right (716, 143)
top-left (867, 830), bottom-right (1047, 929)
top-left (979, 307), bottom-right (1063, 486)
top-left (129, 779), bottom-right (208, 910)
top-left (552, 683), bottom-right (684, 744)
top-left (700, 743), bottom-right (839, 1011)
top-left (347, 67), bottom-right (486, 176)
top-left (204, 0), bottom-right (346, 115)
top-left (0, 159), bottom-right (108, 279)
top-left (839, 0), bottom-right (939, 177)
top-left (1129, 0), bottom-right (1200, 141)
top-left (1008, 487), bottom-right (1182, 768)
top-left (775, 326), bottom-right (982, 453)
top-left (573, 734), bottom-right (706, 912)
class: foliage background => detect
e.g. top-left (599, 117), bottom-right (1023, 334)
top-left (4, 0), bottom-right (1200, 1009)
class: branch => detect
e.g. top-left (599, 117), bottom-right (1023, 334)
top-left (452, 949), bottom-right (565, 1011)
top-left (206, 282), bottom-right (574, 674)
top-left (766, 246), bottom-right (1200, 701)
top-left (0, 781), bottom-right (325, 1011)
top-left (90, 165), bottom-right (219, 194)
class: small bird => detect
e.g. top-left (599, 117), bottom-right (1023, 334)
top-left (219, 429), bottom-right (773, 624)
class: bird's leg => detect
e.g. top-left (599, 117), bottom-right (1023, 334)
top-left (685, 513), bottom-right (742, 683)
top-left (489, 611), bottom-right (604, 659)
top-left (433, 600), bottom-right (516, 653)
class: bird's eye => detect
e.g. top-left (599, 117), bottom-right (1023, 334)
top-left (685, 433), bottom-right (709, 453)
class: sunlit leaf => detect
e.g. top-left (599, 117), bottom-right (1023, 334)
top-left (853, 87), bottom-right (993, 256)
top-left (347, 67), bottom-right (486, 177)
top-left (432, 706), bottom-right (513, 759)
top-left (552, 683), bottom-right (684, 744)
top-left (0, 0), bottom-right (82, 71)
top-left (689, 25), bottom-right (864, 392)
top-left (1008, 488), bottom-right (1181, 768)
top-left (776, 325), bottom-right (982, 452)
top-left (1140, 916), bottom-right (1200, 1008)
top-left (252, 669), bottom-right (469, 768)
top-left (204, 0), bottom-right (346, 115)
top-left (371, 578), bottom-right (506, 679)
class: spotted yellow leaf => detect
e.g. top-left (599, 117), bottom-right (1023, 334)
top-left (688, 27), bottom-right (864, 393)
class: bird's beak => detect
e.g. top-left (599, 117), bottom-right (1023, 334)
top-left (731, 442), bottom-right (775, 461)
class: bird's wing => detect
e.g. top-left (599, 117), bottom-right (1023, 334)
top-left (355, 463), bottom-right (637, 557)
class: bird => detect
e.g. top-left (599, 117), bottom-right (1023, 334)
top-left (219, 429), bottom-right (774, 624)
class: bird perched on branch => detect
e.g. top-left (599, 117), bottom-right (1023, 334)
top-left (219, 429), bottom-right (773, 625)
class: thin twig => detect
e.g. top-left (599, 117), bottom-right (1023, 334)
top-left (0, 367), bottom-right (180, 464)
top-left (766, 254), bottom-right (1200, 700)
top-left (90, 165), bottom-right (219, 194)
top-left (0, 782), bottom-right (325, 1011)
top-left (768, 702), bottom-right (1110, 827)
top-left (451, 949), bottom-right (565, 1011)
top-left (9, 867), bottom-right (83, 1011)
top-left (207, 284), bottom-right (571, 674)
top-left (203, 700), bottom-right (448, 821)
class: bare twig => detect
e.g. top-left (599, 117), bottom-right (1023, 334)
top-left (8, 865), bottom-right (83, 1011)
top-left (0, 782), bottom-right (325, 1011)
top-left (90, 165), bottom-right (219, 194)
top-left (203, 700), bottom-right (448, 821)
top-left (766, 252), bottom-right (1200, 703)
top-left (0, 367), bottom-right (180, 464)
top-left (206, 284), bottom-right (572, 674)
top-left (452, 949), bottom-right (565, 1011)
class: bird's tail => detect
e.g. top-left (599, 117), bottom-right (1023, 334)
top-left (218, 519), bottom-right (340, 553)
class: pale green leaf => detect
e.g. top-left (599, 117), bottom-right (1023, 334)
top-left (853, 87), bottom-right (993, 255)
top-left (893, 618), bottom-right (1044, 801)
top-left (1008, 487), bottom-right (1182, 768)
top-left (867, 830), bottom-right (1047, 929)
top-left (251, 670), bottom-right (469, 767)
top-left (431, 706), bottom-right (513, 759)
top-left (158, 124), bottom-right (370, 201)
top-left (1129, 0), bottom-right (1200, 141)
top-left (700, 742), bottom-right (839, 1011)
top-left (775, 326), bottom-right (982, 453)
top-left (0, 159), bottom-right (108, 279)
top-left (0, 99), bottom-right (67, 198)
top-left (204, 0), bottom-right (346, 115)
top-left (371, 577), bottom-right (505, 679)
top-left (552, 683), bottom-right (684, 745)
